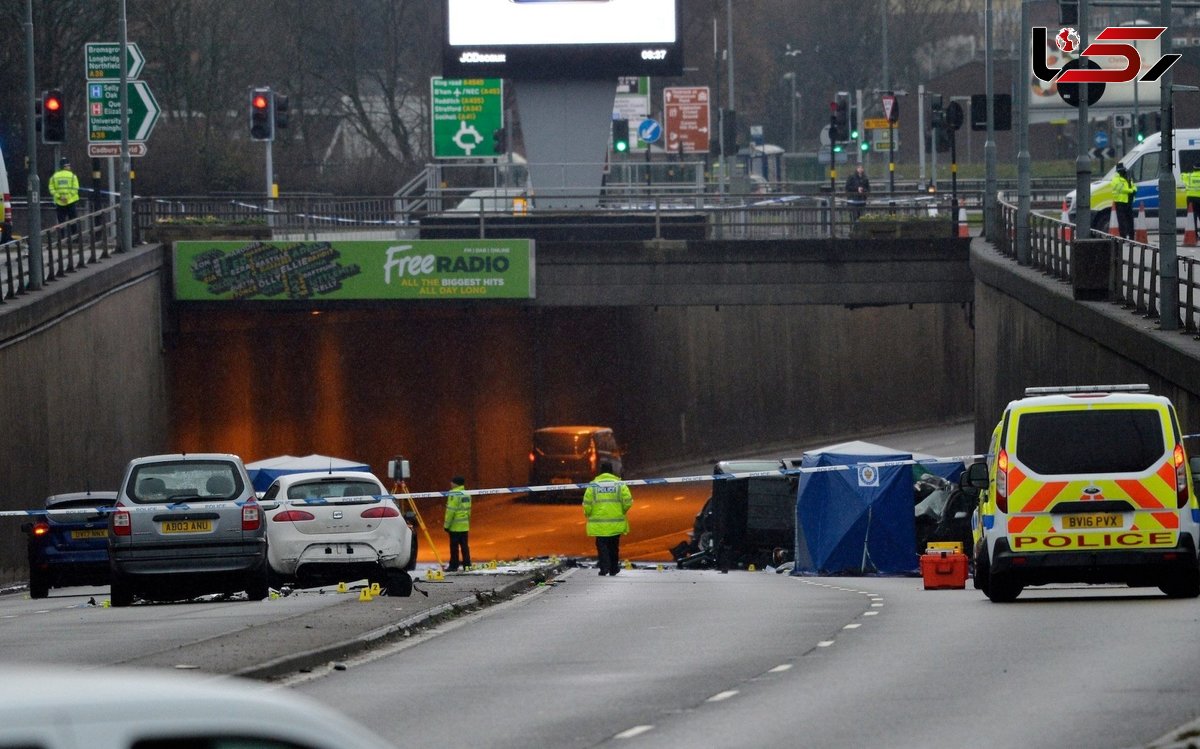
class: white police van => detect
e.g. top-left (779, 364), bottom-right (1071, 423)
top-left (1066, 129), bottom-right (1200, 232)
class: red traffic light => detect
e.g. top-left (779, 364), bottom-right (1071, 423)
top-left (252, 94), bottom-right (269, 110)
top-left (44, 96), bottom-right (62, 112)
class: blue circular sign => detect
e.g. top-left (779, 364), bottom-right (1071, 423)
top-left (1094, 130), bottom-right (1109, 149)
top-left (638, 119), bottom-right (662, 144)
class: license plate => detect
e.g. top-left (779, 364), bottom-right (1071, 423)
top-left (1062, 512), bottom-right (1123, 530)
top-left (161, 519), bottom-right (213, 534)
top-left (70, 529), bottom-right (107, 540)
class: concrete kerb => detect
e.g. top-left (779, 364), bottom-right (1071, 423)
top-left (235, 561), bottom-right (570, 681)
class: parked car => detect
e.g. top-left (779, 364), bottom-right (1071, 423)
top-left (0, 665), bottom-right (397, 749)
top-left (23, 490), bottom-right (117, 598)
top-left (108, 453), bottom-right (269, 606)
top-left (261, 470), bottom-right (415, 596)
top-left (528, 425), bottom-right (623, 501)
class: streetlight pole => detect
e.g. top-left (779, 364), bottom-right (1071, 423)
top-left (23, 0), bottom-right (42, 289)
top-left (783, 73), bottom-right (797, 153)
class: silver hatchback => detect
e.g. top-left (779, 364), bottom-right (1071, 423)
top-left (108, 453), bottom-right (268, 606)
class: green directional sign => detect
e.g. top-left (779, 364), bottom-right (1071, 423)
top-left (87, 80), bottom-right (161, 142)
top-left (85, 42), bottom-right (145, 80)
top-left (431, 77), bottom-right (503, 159)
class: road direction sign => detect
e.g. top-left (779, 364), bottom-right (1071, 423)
top-left (1094, 130), bottom-right (1109, 149)
top-left (88, 142), bottom-right (146, 158)
top-left (87, 80), bottom-right (160, 143)
top-left (663, 86), bottom-right (710, 154)
top-left (431, 77), bottom-right (504, 159)
top-left (638, 118), bottom-right (662, 144)
top-left (85, 42), bottom-right (145, 81)
top-left (863, 117), bottom-right (891, 130)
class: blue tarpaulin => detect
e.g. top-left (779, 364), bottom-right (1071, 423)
top-left (245, 454), bottom-right (371, 492)
top-left (792, 441), bottom-right (921, 575)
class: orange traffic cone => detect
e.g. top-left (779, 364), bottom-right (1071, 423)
top-left (1108, 204), bottom-right (1121, 237)
top-left (1060, 201), bottom-right (1073, 242)
top-left (957, 207), bottom-right (969, 238)
top-left (1134, 202), bottom-right (1148, 244)
top-left (1186, 203), bottom-right (1198, 247)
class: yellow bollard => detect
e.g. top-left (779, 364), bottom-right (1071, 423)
top-left (336, 582), bottom-right (348, 594)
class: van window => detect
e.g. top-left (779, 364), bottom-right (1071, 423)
top-left (1130, 154), bottom-right (1159, 183)
top-left (534, 432), bottom-right (585, 457)
top-left (596, 432), bottom-right (616, 452)
top-left (1181, 150), bottom-right (1200, 173)
top-left (1015, 409), bottom-right (1165, 474)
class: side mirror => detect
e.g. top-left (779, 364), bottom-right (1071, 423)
top-left (960, 461), bottom-right (990, 491)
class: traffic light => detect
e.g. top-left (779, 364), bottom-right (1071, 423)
top-left (1059, 0), bottom-right (1079, 25)
top-left (849, 103), bottom-right (859, 141)
top-left (828, 102), bottom-right (842, 143)
top-left (273, 93), bottom-right (290, 130)
top-left (249, 87), bottom-right (274, 141)
top-left (612, 119), bottom-right (629, 153)
top-left (832, 94), bottom-right (849, 143)
top-left (721, 109), bottom-right (738, 154)
top-left (493, 126), bottom-right (506, 154)
top-left (42, 89), bottom-right (66, 144)
top-left (860, 138), bottom-right (870, 153)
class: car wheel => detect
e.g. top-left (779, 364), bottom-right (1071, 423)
top-left (972, 543), bottom-right (990, 593)
top-left (985, 573), bottom-right (1023, 603)
top-left (245, 562), bottom-right (270, 601)
top-left (386, 569), bottom-right (413, 597)
top-left (406, 535), bottom-right (418, 572)
top-left (1159, 566), bottom-right (1200, 598)
top-left (110, 575), bottom-right (134, 607)
top-left (28, 568), bottom-right (50, 600)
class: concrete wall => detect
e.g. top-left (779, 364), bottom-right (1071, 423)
top-left (971, 239), bottom-right (1200, 451)
top-left (0, 246), bottom-right (170, 582)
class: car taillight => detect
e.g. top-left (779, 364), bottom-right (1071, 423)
top-left (361, 506), bottom-right (400, 519)
top-left (996, 449), bottom-right (1009, 514)
top-left (272, 510), bottom-right (315, 522)
top-left (112, 508), bottom-right (131, 536)
top-left (2, 194), bottom-right (11, 223)
top-left (242, 504), bottom-right (261, 531)
top-left (31, 522), bottom-right (49, 537)
top-left (529, 451), bottom-right (535, 463)
top-left (1175, 444), bottom-right (1189, 509)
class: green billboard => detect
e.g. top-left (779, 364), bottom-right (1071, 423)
top-left (174, 239), bottom-right (535, 302)
top-left (431, 77), bottom-right (504, 159)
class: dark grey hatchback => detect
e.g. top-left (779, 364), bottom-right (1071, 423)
top-left (108, 453), bottom-right (269, 606)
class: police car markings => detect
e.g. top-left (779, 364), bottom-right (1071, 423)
top-left (614, 725), bottom-right (655, 740)
top-left (706, 690), bottom-right (738, 702)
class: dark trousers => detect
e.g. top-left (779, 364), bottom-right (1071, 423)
top-left (447, 530), bottom-right (470, 570)
top-left (1189, 196), bottom-right (1200, 230)
top-left (595, 535), bottom-right (621, 575)
top-left (1115, 202), bottom-right (1134, 240)
top-left (55, 202), bottom-right (79, 238)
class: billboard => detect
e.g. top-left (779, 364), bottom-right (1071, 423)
top-left (443, 0), bottom-right (682, 79)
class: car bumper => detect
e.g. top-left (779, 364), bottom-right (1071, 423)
top-left (111, 539), bottom-right (266, 577)
top-left (270, 541), bottom-right (404, 576)
top-left (990, 534), bottom-right (1198, 586)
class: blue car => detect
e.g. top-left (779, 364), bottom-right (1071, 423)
top-left (23, 491), bottom-right (116, 599)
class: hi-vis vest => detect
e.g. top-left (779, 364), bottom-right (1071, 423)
top-left (1185, 170), bottom-right (1200, 198)
top-left (48, 169), bottom-right (79, 207)
top-left (444, 486), bottom-right (471, 532)
top-left (978, 399), bottom-right (1194, 555)
top-left (583, 472), bottom-right (632, 537)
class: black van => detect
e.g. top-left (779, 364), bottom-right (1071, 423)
top-left (528, 426), bottom-right (623, 500)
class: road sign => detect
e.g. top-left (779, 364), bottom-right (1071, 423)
top-left (431, 77), bottom-right (504, 159)
top-left (882, 94), bottom-right (898, 124)
top-left (615, 76), bottom-right (652, 149)
top-left (663, 86), bottom-right (711, 154)
top-left (1094, 130), bottom-right (1109, 148)
top-left (85, 42), bottom-right (145, 80)
top-left (88, 142), bottom-right (146, 158)
top-left (86, 80), bottom-right (160, 143)
top-left (1089, 146), bottom-right (1116, 160)
top-left (638, 118), bottom-right (662, 144)
top-left (863, 117), bottom-right (891, 130)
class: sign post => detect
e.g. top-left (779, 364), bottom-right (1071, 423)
top-left (882, 93), bottom-right (899, 195)
top-left (663, 86), bottom-right (711, 155)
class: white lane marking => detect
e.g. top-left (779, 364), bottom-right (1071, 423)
top-left (707, 690), bottom-right (738, 702)
top-left (818, 640), bottom-right (835, 647)
top-left (768, 664), bottom-right (792, 673)
top-left (843, 623), bottom-right (862, 630)
top-left (871, 602), bottom-right (884, 607)
top-left (864, 611), bottom-right (879, 616)
top-left (615, 725), bottom-right (655, 740)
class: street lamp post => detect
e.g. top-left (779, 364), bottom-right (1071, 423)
top-left (782, 73), bottom-right (797, 153)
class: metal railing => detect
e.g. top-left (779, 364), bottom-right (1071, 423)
top-left (0, 206), bottom-right (121, 302)
top-left (997, 193), bottom-right (1200, 333)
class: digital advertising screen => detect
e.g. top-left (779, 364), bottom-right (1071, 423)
top-left (443, 0), bottom-right (682, 79)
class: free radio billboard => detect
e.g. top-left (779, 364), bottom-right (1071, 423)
top-left (443, 0), bottom-right (682, 79)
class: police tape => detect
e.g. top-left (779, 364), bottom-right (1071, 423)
top-left (0, 453), bottom-right (987, 517)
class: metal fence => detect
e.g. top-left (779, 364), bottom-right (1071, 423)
top-left (996, 194), bottom-right (1200, 333)
top-left (0, 207), bottom-right (121, 302)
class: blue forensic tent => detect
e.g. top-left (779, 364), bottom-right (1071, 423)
top-left (792, 441), bottom-right (926, 575)
top-left (245, 454), bottom-right (371, 492)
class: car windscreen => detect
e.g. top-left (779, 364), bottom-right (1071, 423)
top-left (1015, 408), bottom-right (1165, 475)
top-left (286, 480), bottom-right (381, 500)
top-left (129, 462), bottom-right (243, 503)
top-left (534, 432), bottom-right (585, 456)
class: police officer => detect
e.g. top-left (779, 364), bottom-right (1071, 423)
top-left (48, 158), bottom-right (80, 229)
top-left (583, 461), bottom-right (633, 576)
top-left (443, 476), bottom-right (471, 572)
top-left (1111, 163), bottom-right (1137, 240)
top-left (845, 163), bottom-right (870, 220)
top-left (1184, 162), bottom-right (1200, 233)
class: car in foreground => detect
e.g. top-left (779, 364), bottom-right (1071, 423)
top-left (0, 665), bottom-right (396, 749)
top-left (528, 425), bottom-right (623, 501)
top-left (261, 470), bottom-right (415, 596)
top-left (108, 453), bottom-right (269, 606)
top-left (23, 490), bottom-right (117, 598)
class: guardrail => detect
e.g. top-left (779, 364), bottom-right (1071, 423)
top-left (0, 206), bottom-right (121, 302)
top-left (996, 194), bottom-right (1200, 332)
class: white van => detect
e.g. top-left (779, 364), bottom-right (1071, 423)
top-left (1065, 129), bottom-right (1200, 232)
top-left (0, 143), bottom-right (12, 242)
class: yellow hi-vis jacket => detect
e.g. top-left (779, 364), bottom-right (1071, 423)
top-left (582, 472), bottom-right (633, 537)
top-left (443, 485), bottom-right (471, 532)
top-left (48, 168), bottom-right (80, 207)
top-left (1110, 172), bottom-right (1136, 204)
top-left (1185, 170), bottom-right (1200, 198)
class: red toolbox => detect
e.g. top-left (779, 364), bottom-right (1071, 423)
top-left (920, 544), bottom-right (969, 590)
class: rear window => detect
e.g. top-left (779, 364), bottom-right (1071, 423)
top-left (534, 432), bottom-right (586, 456)
top-left (129, 461), bottom-right (243, 503)
top-left (46, 496), bottom-right (115, 523)
top-left (1015, 408), bottom-right (1165, 475)
top-left (286, 479), bottom-right (381, 500)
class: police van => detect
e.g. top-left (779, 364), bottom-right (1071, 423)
top-left (963, 384), bottom-right (1200, 602)
top-left (1065, 129), bottom-right (1200, 232)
